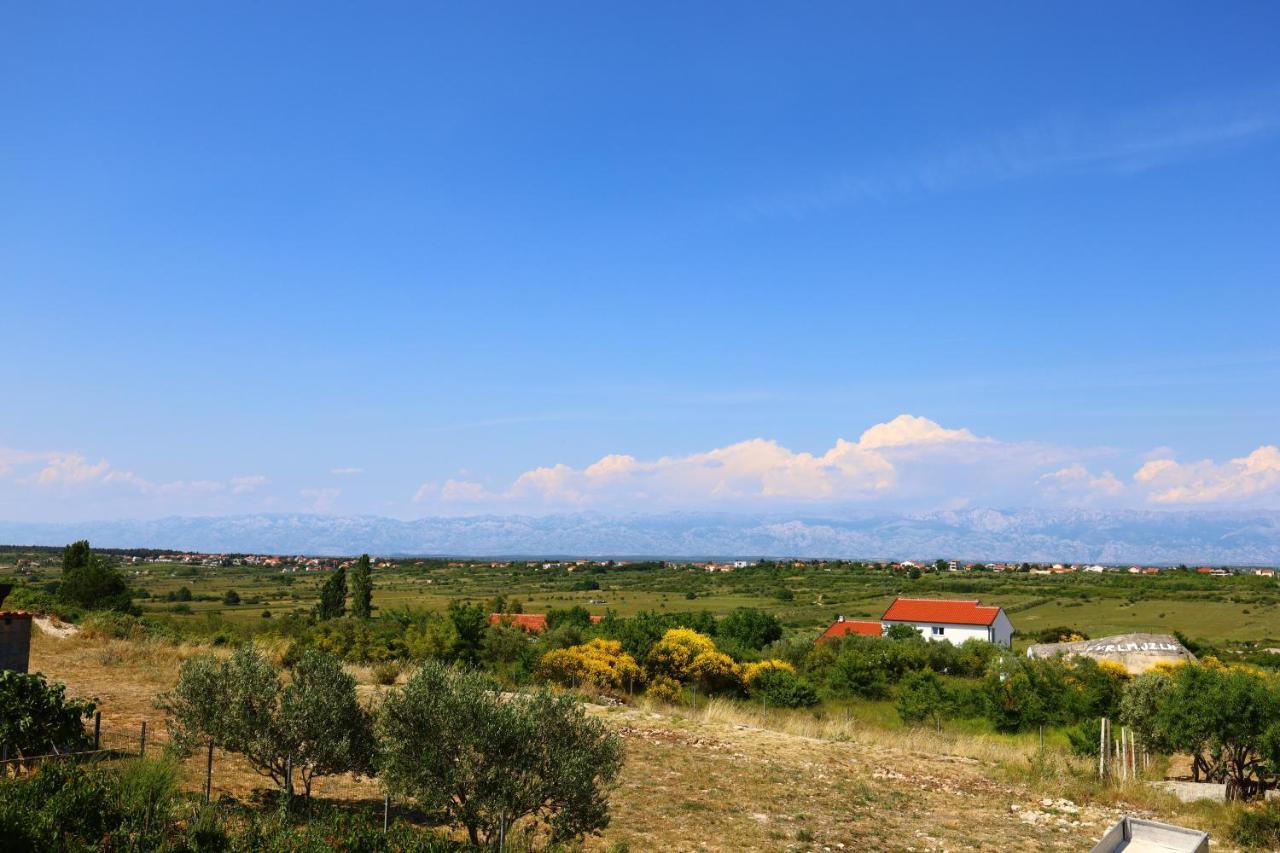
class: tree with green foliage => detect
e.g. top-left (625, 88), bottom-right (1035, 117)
top-left (546, 605), bottom-right (594, 631)
top-left (378, 661), bottom-right (624, 845)
top-left (981, 655), bottom-right (1078, 733)
top-left (160, 645), bottom-right (374, 798)
top-left (57, 540), bottom-right (132, 613)
top-left (0, 670), bottom-right (96, 755)
top-left (885, 623), bottom-right (922, 641)
top-left (1122, 663), bottom-right (1280, 800)
top-left (896, 670), bottom-right (953, 730)
top-left (719, 608), bottom-right (783, 651)
top-left (447, 600), bottom-right (488, 665)
top-left (350, 554), bottom-right (373, 619)
top-left (314, 566), bottom-right (347, 620)
top-left (222, 589), bottom-right (241, 606)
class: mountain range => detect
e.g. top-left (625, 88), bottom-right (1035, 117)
top-left (2, 509), bottom-right (1279, 564)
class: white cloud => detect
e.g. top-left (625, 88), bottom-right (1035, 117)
top-left (331, 467), bottom-right (364, 476)
top-left (856, 414), bottom-right (981, 450)
top-left (230, 475), bottom-right (269, 494)
top-left (27, 453), bottom-right (113, 485)
top-left (415, 414), bottom-right (1039, 512)
top-left (1037, 464), bottom-right (1125, 505)
top-left (1135, 446), bottom-right (1280, 504)
top-left (301, 488), bottom-right (340, 512)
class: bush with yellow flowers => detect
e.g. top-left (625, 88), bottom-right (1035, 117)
top-left (537, 638), bottom-right (644, 693)
top-left (643, 675), bottom-right (684, 705)
top-left (645, 628), bottom-right (717, 681)
top-left (741, 659), bottom-right (796, 688)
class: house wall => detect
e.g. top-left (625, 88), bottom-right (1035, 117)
top-left (0, 614), bottom-right (32, 673)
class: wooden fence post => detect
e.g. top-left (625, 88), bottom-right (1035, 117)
top-left (1098, 718), bottom-right (1107, 779)
top-left (139, 721), bottom-right (147, 758)
top-left (93, 712), bottom-right (102, 751)
top-left (383, 793), bottom-right (390, 833)
top-left (204, 741), bottom-right (214, 804)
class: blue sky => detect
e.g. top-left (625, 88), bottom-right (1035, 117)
top-left (2, 3), bottom-right (1278, 521)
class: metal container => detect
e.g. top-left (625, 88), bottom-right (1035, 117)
top-left (1090, 816), bottom-right (1209, 852)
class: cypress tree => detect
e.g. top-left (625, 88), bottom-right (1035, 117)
top-left (349, 554), bottom-right (373, 619)
top-left (315, 566), bottom-right (347, 620)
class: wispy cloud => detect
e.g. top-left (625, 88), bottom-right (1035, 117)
top-left (330, 467), bottom-right (364, 476)
top-left (301, 487), bottom-right (340, 512)
top-left (743, 90), bottom-right (1280, 219)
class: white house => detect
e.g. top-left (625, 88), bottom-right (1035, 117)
top-left (880, 598), bottom-right (1014, 648)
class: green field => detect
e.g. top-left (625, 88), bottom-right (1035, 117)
top-left (6, 548), bottom-right (1278, 648)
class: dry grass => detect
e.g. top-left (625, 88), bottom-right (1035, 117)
top-left (28, 631), bottom-right (1247, 851)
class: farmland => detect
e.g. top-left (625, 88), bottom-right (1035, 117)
top-left (6, 548), bottom-right (1279, 649)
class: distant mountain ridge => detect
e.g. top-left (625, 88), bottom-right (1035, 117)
top-left (2, 509), bottom-right (1279, 564)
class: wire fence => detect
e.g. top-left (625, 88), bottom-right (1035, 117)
top-left (0, 713), bottom-right (162, 777)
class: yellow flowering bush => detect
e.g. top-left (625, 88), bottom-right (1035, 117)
top-left (538, 638), bottom-right (643, 693)
top-left (687, 650), bottom-right (742, 693)
top-left (741, 659), bottom-right (795, 687)
top-left (645, 628), bottom-right (717, 681)
top-left (644, 675), bottom-right (684, 704)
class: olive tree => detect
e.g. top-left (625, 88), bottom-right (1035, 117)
top-left (159, 645), bottom-right (374, 798)
top-left (377, 661), bottom-right (624, 845)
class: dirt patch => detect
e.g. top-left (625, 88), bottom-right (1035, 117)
top-left (33, 616), bottom-right (80, 639)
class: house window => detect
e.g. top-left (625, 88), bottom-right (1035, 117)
top-left (931, 626), bottom-right (944, 636)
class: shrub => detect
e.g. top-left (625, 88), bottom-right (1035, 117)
top-left (373, 661), bottom-right (402, 685)
top-left (0, 670), bottom-right (95, 754)
top-left (538, 639), bottom-right (643, 693)
top-left (223, 590), bottom-right (241, 606)
top-left (646, 628), bottom-right (717, 681)
top-left (742, 659), bottom-right (795, 687)
top-left (687, 650), bottom-right (741, 694)
top-left (896, 670), bottom-right (953, 729)
top-left (644, 675), bottom-right (684, 704)
top-left (0, 758), bottom-right (180, 850)
top-left (379, 661), bottom-right (624, 845)
top-left (747, 667), bottom-right (818, 708)
top-left (718, 608), bottom-right (783, 651)
top-left (1231, 801), bottom-right (1280, 849)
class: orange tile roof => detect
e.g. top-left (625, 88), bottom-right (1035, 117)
top-left (488, 612), bottom-right (602, 633)
top-left (818, 620), bottom-right (883, 641)
top-left (881, 598), bottom-right (1002, 626)
top-left (489, 613), bottom-right (548, 632)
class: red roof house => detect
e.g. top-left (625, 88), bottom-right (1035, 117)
top-left (817, 617), bottom-right (883, 642)
top-left (880, 598), bottom-right (1012, 647)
